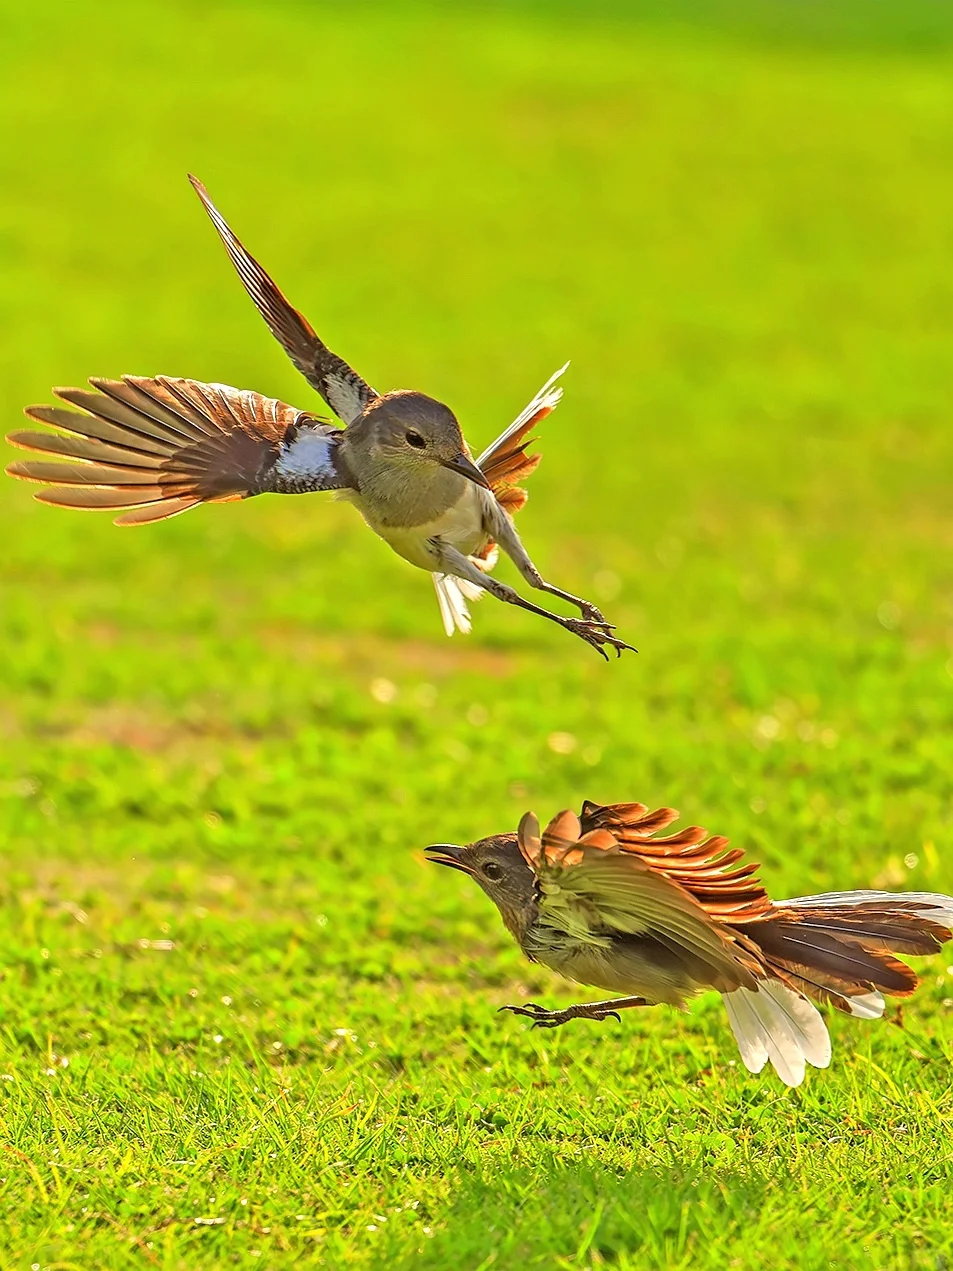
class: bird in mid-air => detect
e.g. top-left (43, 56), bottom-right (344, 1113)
top-left (4, 177), bottom-right (633, 658)
top-left (426, 801), bottom-right (953, 1086)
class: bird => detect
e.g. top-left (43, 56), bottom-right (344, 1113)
top-left (425, 800), bottom-right (953, 1087)
top-left (4, 176), bottom-right (634, 659)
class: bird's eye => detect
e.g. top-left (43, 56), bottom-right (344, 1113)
top-left (482, 862), bottom-right (504, 881)
top-left (405, 430), bottom-right (426, 448)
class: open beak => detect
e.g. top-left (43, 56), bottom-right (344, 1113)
top-left (424, 843), bottom-right (474, 875)
top-left (442, 452), bottom-right (491, 489)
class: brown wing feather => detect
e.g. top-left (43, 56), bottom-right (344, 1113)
top-left (579, 800), bottom-right (773, 921)
top-left (476, 365), bottom-right (567, 523)
top-left (481, 407), bottom-right (548, 512)
top-left (7, 376), bottom-right (342, 525)
top-left (578, 797), bottom-right (953, 1012)
top-left (483, 433), bottom-right (543, 503)
top-left (189, 175), bottom-right (378, 424)
top-left (523, 810), bottom-right (762, 992)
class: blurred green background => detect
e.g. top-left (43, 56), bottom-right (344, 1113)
top-left (2, 1), bottom-right (953, 1267)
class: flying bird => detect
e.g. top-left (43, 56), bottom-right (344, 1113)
top-left (4, 176), bottom-right (633, 658)
top-left (426, 801), bottom-right (953, 1087)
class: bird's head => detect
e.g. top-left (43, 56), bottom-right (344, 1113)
top-left (425, 831), bottom-right (538, 940)
top-left (357, 391), bottom-right (489, 487)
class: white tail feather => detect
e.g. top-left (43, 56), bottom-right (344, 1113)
top-left (723, 991), bottom-right (769, 1074)
top-left (724, 980), bottom-right (831, 1087)
top-left (776, 891), bottom-right (953, 926)
top-left (845, 990), bottom-right (886, 1019)
top-left (432, 573), bottom-right (485, 636)
top-left (454, 576), bottom-right (486, 602)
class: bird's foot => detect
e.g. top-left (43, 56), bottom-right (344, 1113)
top-left (498, 1001), bottom-right (622, 1030)
top-left (563, 617), bottom-right (637, 660)
top-left (577, 599), bottom-right (608, 625)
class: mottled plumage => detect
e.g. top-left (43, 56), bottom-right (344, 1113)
top-left (5, 177), bottom-right (633, 657)
top-left (426, 801), bottom-right (953, 1087)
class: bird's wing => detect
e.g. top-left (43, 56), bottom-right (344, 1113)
top-left (518, 810), bottom-right (757, 991)
top-left (6, 376), bottom-right (349, 525)
top-left (476, 363), bottom-right (567, 514)
top-left (578, 800), bottom-right (773, 921)
top-left (190, 175), bottom-right (378, 425)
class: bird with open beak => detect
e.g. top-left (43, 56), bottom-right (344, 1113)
top-left (426, 801), bottom-right (953, 1087)
top-left (4, 176), bottom-right (633, 658)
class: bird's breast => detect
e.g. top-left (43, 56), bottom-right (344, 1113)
top-left (349, 480), bottom-right (493, 571)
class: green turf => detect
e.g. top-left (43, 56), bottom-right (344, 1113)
top-left (2, 0), bottom-right (953, 1266)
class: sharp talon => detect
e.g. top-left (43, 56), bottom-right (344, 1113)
top-left (499, 1002), bottom-right (545, 1018)
top-left (564, 615), bottom-right (635, 658)
top-left (606, 1011), bottom-right (621, 1023)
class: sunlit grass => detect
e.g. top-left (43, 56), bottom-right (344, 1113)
top-left (2, 1), bottom-right (953, 1266)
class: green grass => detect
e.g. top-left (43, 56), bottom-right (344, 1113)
top-left (2, 0), bottom-right (953, 1265)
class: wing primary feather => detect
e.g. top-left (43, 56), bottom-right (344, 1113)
top-left (476, 362), bottom-right (568, 468)
top-left (9, 376), bottom-right (348, 525)
top-left (476, 363), bottom-right (567, 504)
top-left (6, 430), bottom-right (163, 470)
top-left (188, 174), bottom-right (378, 423)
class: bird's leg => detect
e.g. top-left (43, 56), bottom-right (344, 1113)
top-left (434, 543), bottom-right (634, 660)
top-left (493, 517), bottom-right (616, 627)
top-left (499, 996), bottom-right (648, 1029)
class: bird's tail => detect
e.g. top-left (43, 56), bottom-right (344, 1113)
top-left (722, 978), bottom-right (832, 1087)
top-left (432, 572), bottom-right (486, 636)
top-left (723, 891), bottom-right (953, 1086)
top-left (6, 376), bottom-right (327, 525)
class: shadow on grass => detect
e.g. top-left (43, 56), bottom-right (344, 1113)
top-left (393, 1159), bottom-right (776, 1269)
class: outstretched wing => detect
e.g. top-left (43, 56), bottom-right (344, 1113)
top-left (518, 810), bottom-right (758, 991)
top-left (190, 175), bottom-right (378, 425)
top-left (579, 800), bottom-right (773, 921)
top-left (476, 363), bottom-right (567, 514)
top-left (6, 376), bottom-right (348, 525)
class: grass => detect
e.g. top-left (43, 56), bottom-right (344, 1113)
top-left (2, 0), bottom-right (953, 1265)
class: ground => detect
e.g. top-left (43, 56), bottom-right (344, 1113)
top-left (1, 1), bottom-right (953, 1266)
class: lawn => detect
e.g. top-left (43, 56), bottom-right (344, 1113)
top-left (2, 1), bottom-right (953, 1266)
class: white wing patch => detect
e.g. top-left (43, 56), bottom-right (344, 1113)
top-left (323, 371), bottom-right (370, 425)
top-left (477, 362), bottom-right (568, 469)
top-left (273, 426), bottom-right (339, 492)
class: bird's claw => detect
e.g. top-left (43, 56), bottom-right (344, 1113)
top-left (563, 617), bottom-right (636, 659)
top-left (499, 1002), bottom-right (622, 1029)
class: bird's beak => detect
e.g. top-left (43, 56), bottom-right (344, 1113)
top-left (424, 843), bottom-right (474, 875)
top-left (441, 452), bottom-right (491, 489)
